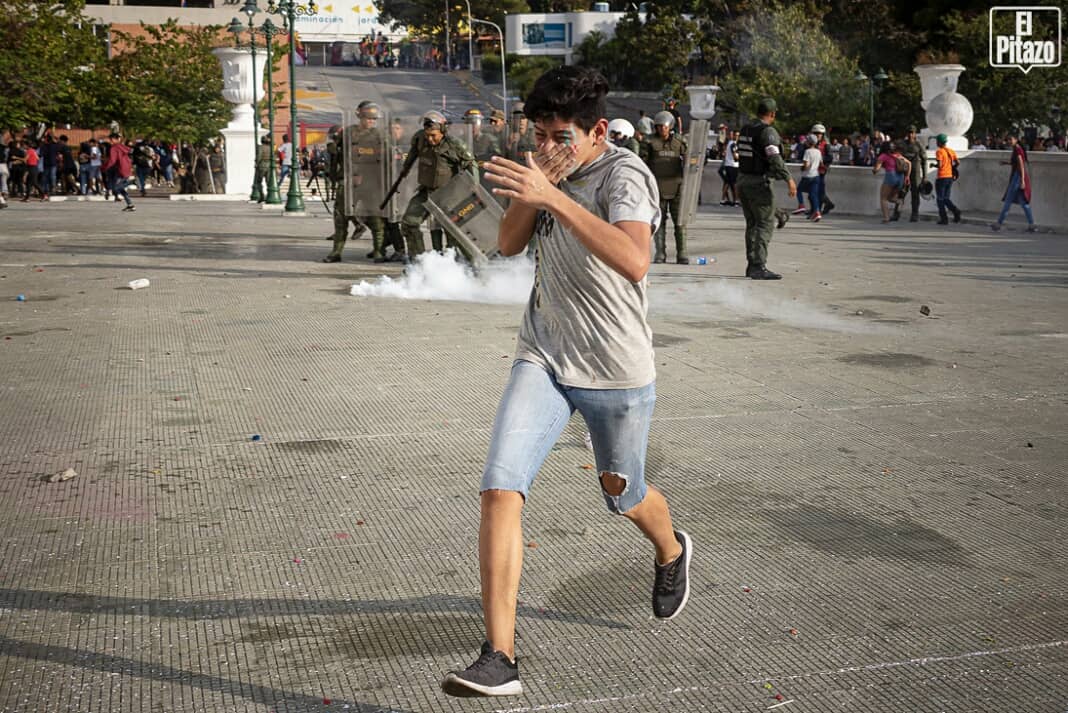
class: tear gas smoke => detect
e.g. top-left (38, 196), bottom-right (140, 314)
top-left (349, 249), bottom-right (533, 304)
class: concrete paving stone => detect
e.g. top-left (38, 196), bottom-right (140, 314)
top-left (1, 178), bottom-right (1067, 713)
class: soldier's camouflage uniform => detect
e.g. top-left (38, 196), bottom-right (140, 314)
top-left (400, 130), bottom-right (477, 254)
top-left (642, 133), bottom-right (689, 264)
top-left (737, 117), bottom-right (793, 277)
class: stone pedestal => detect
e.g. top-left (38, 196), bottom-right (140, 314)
top-left (213, 47), bottom-right (266, 197)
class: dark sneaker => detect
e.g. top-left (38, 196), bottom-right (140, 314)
top-left (122, 205), bottom-right (136, 212)
top-left (990, 223), bottom-right (1002, 232)
top-left (749, 268), bottom-right (782, 280)
top-left (952, 210), bottom-right (962, 224)
top-left (776, 212), bottom-right (788, 229)
top-left (676, 256), bottom-right (689, 265)
top-left (441, 641), bottom-right (522, 697)
top-left (321, 254), bottom-right (341, 263)
top-left (823, 200), bottom-right (835, 215)
top-left (653, 530), bottom-right (692, 619)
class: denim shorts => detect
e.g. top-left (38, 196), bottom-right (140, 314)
top-left (883, 172), bottom-right (904, 188)
top-left (481, 360), bottom-right (656, 514)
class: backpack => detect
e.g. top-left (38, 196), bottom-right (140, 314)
top-left (894, 155), bottom-right (908, 174)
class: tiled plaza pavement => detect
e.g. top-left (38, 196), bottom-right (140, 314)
top-left (0, 200), bottom-right (1066, 712)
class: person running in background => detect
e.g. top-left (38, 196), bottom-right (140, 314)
top-left (872, 141), bottom-right (909, 223)
top-left (101, 132), bottom-right (135, 212)
top-left (990, 133), bottom-right (1037, 232)
top-left (800, 135), bottom-right (822, 221)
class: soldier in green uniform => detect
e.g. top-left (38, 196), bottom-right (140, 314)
top-left (400, 110), bottom-right (477, 254)
top-left (323, 128), bottom-right (339, 202)
top-left (736, 98), bottom-right (797, 280)
top-left (324, 101), bottom-right (388, 263)
top-left (465, 108), bottom-right (502, 164)
top-left (608, 119), bottom-right (641, 154)
top-left (899, 124), bottom-right (927, 222)
top-left (641, 111), bottom-right (689, 264)
top-left (380, 118), bottom-right (410, 262)
top-left (506, 103), bottom-right (536, 161)
top-left (253, 135), bottom-right (271, 203)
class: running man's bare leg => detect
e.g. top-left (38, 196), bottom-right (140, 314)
top-left (480, 489), bottom-right (525, 660)
top-left (601, 476), bottom-right (683, 565)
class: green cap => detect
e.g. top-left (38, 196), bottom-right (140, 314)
top-left (936, 133), bottom-right (948, 145)
top-left (757, 97), bottom-right (777, 115)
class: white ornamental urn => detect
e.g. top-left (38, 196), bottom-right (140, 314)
top-left (213, 47), bottom-right (266, 128)
top-left (212, 46), bottom-right (266, 196)
top-left (685, 85), bottom-right (720, 120)
top-left (914, 63), bottom-right (965, 111)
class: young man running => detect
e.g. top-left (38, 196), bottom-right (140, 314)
top-left (440, 66), bottom-right (692, 698)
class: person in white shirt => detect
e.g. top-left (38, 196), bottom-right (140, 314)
top-left (278, 134), bottom-right (294, 187)
top-left (718, 129), bottom-right (740, 206)
top-left (800, 135), bottom-right (823, 221)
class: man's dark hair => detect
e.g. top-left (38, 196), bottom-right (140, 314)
top-left (523, 66), bottom-right (608, 133)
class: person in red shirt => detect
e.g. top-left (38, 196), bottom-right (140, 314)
top-left (990, 133), bottom-right (1036, 232)
top-left (19, 140), bottom-right (44, 202)
top-left (101, 132), bottom-right (135, 211)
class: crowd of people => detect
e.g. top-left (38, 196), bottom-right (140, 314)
top-left (701, 121), bottom-right (1050, 230)
top-left (0, 130), bottom-right (238, 210)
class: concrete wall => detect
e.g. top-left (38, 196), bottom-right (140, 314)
top-left (702, 150), bottom-right (1068, 229)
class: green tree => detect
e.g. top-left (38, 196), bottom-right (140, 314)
top-left (110, 21), bottom-right (230, 143)
top-left (0, 0), bottom-right (108, 131)
top-left (941, 8), bottom-right (1067, 136)
top-left (718, 1), bottom-right (865, 135)
top-left (574, 5), bottom-right (698, 92)
top-left (377, 0), bottom-right (528, 61)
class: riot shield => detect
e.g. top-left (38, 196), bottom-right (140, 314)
top-left (678, 118), bottom-right (710, 227)
top-left (385, 116), bottom-right (420, 224)
top-left (342, 108), bottom-right (389, 220)
top-left (424, 171), bottom-right (503, 268)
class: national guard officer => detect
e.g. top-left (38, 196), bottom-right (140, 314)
top-left (379, 117), bottom-right (410, 262)
top-left (607, 119), bottom-right (641, 154)
top-left (400, 110), bottom-right (477, 254)
top-left (253, 135), bottom-right (271, 203)
top-left (506, 103), bottom-right (536, 161)
top-left (324, 101), bottom-right (388, 263)
top-left (487, 108), bottom-right (507, 148)
top-left (641, 111), bottom-right (689, 264)
top-left (465, 108), bottom-right (502, 164)
top-left (899, 124), bottom-right (927, 222)
top-left (737, 97), bottom-right (797, 280)
top-left (323, 127), bottom-right (339, 202)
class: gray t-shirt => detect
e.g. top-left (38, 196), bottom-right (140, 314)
top-left (514, 143), bottom-right (661, 389)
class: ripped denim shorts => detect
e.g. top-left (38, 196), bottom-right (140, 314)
top-left (480, 360), bottom-right (655, 514)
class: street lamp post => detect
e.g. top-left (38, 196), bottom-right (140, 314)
top-left (472, 18), bottom-right (505, 118)
top-left (263, 0), bottom-right (318, 213)
top-left (229, 14), bottom-right (261, 201)
top-left (463, 0), bottom-right (473, 72)
top-left (259, 18), bottom-right (282, 204)
top-left (855, 68), bottom-right (888, 135)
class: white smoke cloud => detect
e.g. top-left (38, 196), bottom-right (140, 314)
top-left (349, 249), bottom-right (534, 305)
top-left (650, 277), bottom-right (888, 334)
